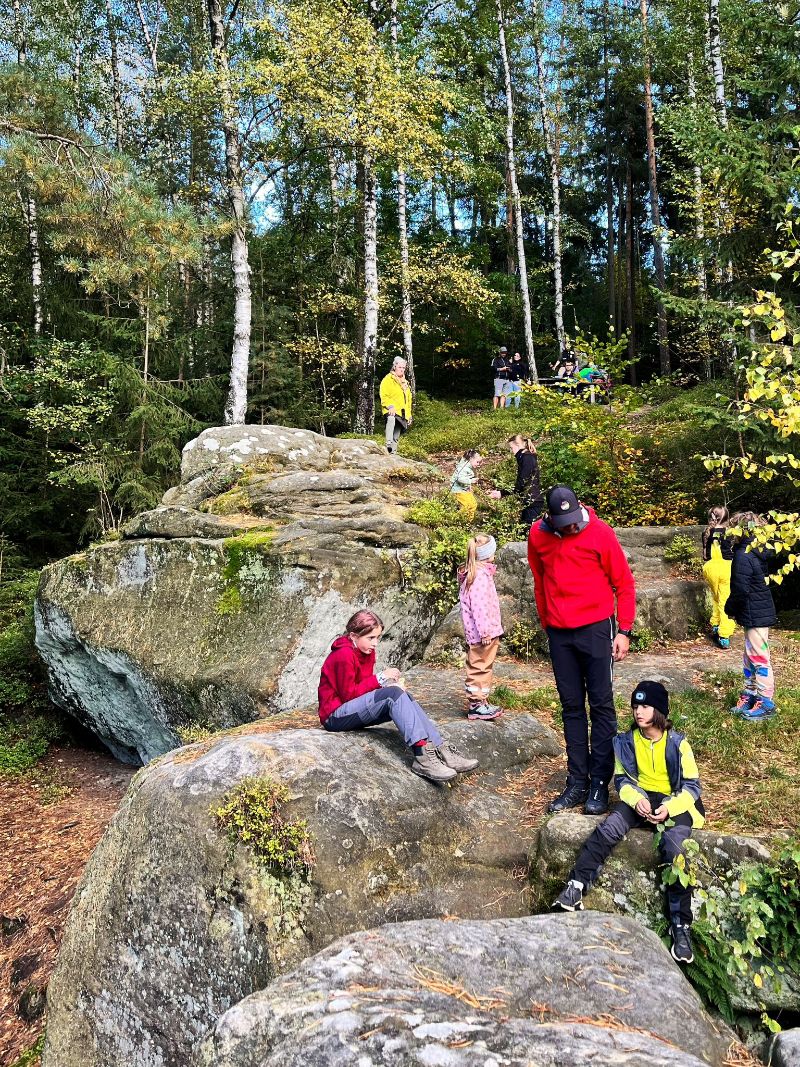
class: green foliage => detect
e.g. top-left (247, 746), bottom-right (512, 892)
top-left (0, 712), bottom-right (63, 776)
top-left (663, 534), bottom-right (702, 578)
top-left (212, 776), bottom-right (315, 875)
top-left (629, 626), bottom-right (655, 653)
top-left (403, 524), bottom-right (472, 615)
top-left (10, 1035), bottom-right (45, 1067)
top-left (504, 621), bottom-right (547, 661)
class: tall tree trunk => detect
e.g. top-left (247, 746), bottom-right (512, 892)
top-left (355, 151), bottom-right (379, 433)
top-left (640, 0), bottom-right (669, 375)
top-left (207, 0), bottom-right (252, 425)
top-left (616, 169), bottom-right (625, 337)
top-left (496, 0), bottom-right (537, 380)
top-left (105, 0), bottom-right (124, 151)
top-left (532, 0), bottom-right (565, 359)
top-left (603, 0), bottom-right (615, 331)
top-left (12, 0), bottom-right (43, 335)
top-left (390, 0), bottom-right (415, 392)
top-left (625, 161), bottom-right (637, 384)
top-left (688, 57), bottom-right (711, 379)
top-left (707, 0), bottom-right (728, 128)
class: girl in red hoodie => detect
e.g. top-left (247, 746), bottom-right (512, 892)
top-left (318, 609), bottom-right (479, 783)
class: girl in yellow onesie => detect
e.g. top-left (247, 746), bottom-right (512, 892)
top-left (702, 505), bottom-right (735, 650)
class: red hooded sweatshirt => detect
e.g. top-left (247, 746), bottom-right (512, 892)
top-left (527, 506), bottom-right (636, 631)
top-left (318, 635), bottom-right (381, 723)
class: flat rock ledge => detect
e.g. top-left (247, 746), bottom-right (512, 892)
top-left (42, 714), bottom-right (561, 1067)
top-left (196, 913), bottom-right (733, 1067)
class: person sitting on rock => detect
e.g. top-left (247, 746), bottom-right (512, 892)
top-left (458, 534), bottom-right (504, 721)
top-left (553, 680), bottom-right (704, 966)
top-left (318, 609), bottom-right (478, 783)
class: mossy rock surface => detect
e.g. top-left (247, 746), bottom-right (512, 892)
top-left (43, 713), bottom-right (561, 1067)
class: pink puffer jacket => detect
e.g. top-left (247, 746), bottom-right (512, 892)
top-left (458, 563), bottom-right (504, 647)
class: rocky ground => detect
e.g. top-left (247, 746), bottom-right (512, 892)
top-left (3, 627), bottom-right (798, 1066)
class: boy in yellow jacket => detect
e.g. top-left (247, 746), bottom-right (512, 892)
top-left (379, 357), bottom-right (413, 454)
top-left (553, 680), bottom-right (703, 965)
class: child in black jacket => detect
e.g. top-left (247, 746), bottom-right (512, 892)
top-left (725, 512), bottom-right (778, 720)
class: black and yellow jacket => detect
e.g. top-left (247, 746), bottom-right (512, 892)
top-left (613, 727), bottom-right (705, 828)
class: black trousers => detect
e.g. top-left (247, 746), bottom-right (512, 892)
top-left (547, 617), bottom-right (616, 783)
top-left (571, 794), bottom-right (694, 924)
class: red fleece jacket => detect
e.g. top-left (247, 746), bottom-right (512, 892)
top-left (527, 507), bottom-right (636, 631)
top-left (318, 635), bottom-right (381, 723)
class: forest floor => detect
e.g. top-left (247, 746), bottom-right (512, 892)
top-left (1, 629), bottom-right (798, 1066)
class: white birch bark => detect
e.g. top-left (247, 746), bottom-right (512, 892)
top-left (105, 0), bottom-right (124, 151)
top-left (355, 151), bottom-right (379, 433)
top-left (707, 0), bottom-right (728, 128)
top-left (390, 0), bottom-right (415, 392)
top-left (532, 0), bottom-right (564, 359)
top-left (640, 0), bottom-right (669, 374)
top-left (208, 0), bottom-right (252, 425)
top-left (496, 0), bottom-right (537, 380)
top-left (13, 0), bottom-right (43, 335)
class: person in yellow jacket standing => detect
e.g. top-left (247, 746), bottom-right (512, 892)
top-left (702, 505), bottom-right (735, 650)
top-left (379, 357), bottom-right (413, 454)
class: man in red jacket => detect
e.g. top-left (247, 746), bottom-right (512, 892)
top-left (528, 485), bottom-right (636, 815)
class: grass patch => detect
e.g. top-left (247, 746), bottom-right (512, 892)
top-left (0, 713), bottom-right (64, 776)
top-left (668, 677), bottom-right (800, 837)
top-left (10, 1036), bottom-right (45, 1067)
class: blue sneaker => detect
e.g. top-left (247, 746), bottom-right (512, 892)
top-left (717, 637), bottom-right (730, 649)
top-left (741, 698), bottom-right (776, 721)
top-left (731, 693), bottom-right (756, 715)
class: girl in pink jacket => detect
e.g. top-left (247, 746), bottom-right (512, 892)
top-left (458, 534), bottom-right (504, 721)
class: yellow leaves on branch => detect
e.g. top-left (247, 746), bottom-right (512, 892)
top-left (250, 0), bottom-right (451, 173)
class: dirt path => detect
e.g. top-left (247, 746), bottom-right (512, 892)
top-left (0, 747), bottom-right (135, 1066)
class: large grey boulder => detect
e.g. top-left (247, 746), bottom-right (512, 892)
top-left (530, 813), bottom-right (800, 1012)
top-left (195, 913), bottom-right (732, 1067)
top-left (774, 1029), bottom-right (800, 1067)
top-left (35, 427), bottom-right (439, 764)
top-left (42, 713), bottom-right (562, 1067)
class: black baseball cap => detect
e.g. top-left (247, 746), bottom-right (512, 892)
top-left (546, 485), bottom-right (583, 528)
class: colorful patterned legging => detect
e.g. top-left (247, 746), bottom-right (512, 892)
top-left (743, 627), bottom-right (774, 700)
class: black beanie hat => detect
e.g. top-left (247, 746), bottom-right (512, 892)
top-left (630, 680), bottom-right (669, 718)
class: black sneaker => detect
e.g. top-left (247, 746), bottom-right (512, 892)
top-left (554, 880), bottom-right (585, 912)
top-left (670, 922), bottom-right (694, 964)
top-left (547, 777), bottom-right (590, 813)
top-left (584, 779), bottom-right (609, 815)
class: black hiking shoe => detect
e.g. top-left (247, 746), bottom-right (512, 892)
top-left (553, 880), bottom-right (585, 912)
top-left (547, 777), bottom-right (589, 814)
top-left (584, 779), bottom-right (609, 815)
top-left (670, 922), bottom-right (694, 964)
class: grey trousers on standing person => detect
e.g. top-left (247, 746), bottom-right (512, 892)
top-left (323, 686), bottom-right (443, 747)
top-left (385, 414), bottom-right (404, 452)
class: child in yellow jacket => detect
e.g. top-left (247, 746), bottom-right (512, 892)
top-left (702, 505), bottom-right (735, 649)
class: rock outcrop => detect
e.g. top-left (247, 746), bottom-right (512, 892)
top-left (530, 813), bottom-right (800, 1013)
top-left (35, 423), bottom-right (710, 763)
top-left (35, 426), bottom-right (439, 763)
top-left (774, 1029), bottom-right (800, 1067)
top-left (42, 713), bottom-right (562, 1067)
top-left (195, 913), bottom-right (733, 1067)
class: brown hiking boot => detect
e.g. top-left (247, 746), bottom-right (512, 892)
top-left (411, 746), bottom-right (458, 783)
top-left (436, 741), bottom-right (479, 773)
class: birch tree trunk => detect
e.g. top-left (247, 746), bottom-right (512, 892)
top-left (354, 151), bottom-right (379, 433)
top-left (640, 0), bottom-right (669, 375)
top-left (625, 161), bottom-right (636, 381)
top-left (496, 0), bottom-right (537, 380)
top-left (603, 0), bottom-right (615, 330)
top-left (105, 0), bottom-right (124, 151)
top-left (390, 0), bottom-right (415, 393)
top-left (707, 0), bottom-right (728, 128)
top-left (207, 0), bottom-right (252, 425)
top-left (532, 0), bottom-right (564, 359)
top-left (13, 0), bottom-right (43, 335)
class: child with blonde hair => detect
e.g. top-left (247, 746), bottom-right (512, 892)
top-left (458, 534), bottom-right (504, 720)
top-left (701, 504), bottom-right (735, 649)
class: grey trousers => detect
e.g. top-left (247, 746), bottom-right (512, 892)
top-left (323, 686), bottom-right (443, 747)
top-left (385, 414), bottom-right (404, 451)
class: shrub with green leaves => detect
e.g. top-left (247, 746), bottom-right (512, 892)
top-left (212, 776), bottom-right (315, 875)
